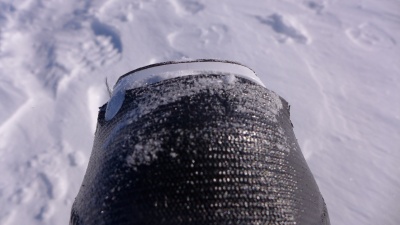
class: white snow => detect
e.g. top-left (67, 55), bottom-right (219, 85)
top-left (0, 0), bottom-right (399, 224)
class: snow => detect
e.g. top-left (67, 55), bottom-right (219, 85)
top-left (0, 0), bottom-right (399, 224)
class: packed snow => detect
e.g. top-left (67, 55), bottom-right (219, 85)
top-left (0, 0), bottom-right (399, 224)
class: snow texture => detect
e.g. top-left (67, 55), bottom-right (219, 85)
top-left (0, 0), bottom-right (399, 224)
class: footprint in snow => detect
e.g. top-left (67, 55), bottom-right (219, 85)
top-left (255, 13), bottom-right (311, 44)
top-left (170, 0), bottom-right (205, 16)
top-left (167, 24), bottom-right (229, 53)
top-left (31, 18), bottom-right (122, 96)
top-left (303, 0), bottom-right (327, 14)
top-left (346, 23), bottom-right (396, 51)
top-left (97, 0), bottom-right (143, 23)
top-left (59, 19), bottom-right (122, 74)
top-left (91, 19), bottom-right (123, 53)
top-left (73, 19), bottom-right (122, 71)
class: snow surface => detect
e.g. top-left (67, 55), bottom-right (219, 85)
top-left (0, 0), bottom-right (399, 224)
